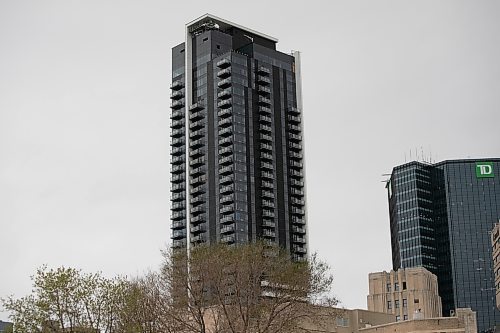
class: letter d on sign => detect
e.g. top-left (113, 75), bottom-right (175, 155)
top-left (476, 162), bottom-right (494, 178)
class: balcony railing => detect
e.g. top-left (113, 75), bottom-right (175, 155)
top-left (258, 106), bottom-right (272, 114)
top-left (171, 229), bottom-right (186, 240)
top-left (191, 224), bottom-right (206, 234)
top-left (219, 165), bottom-right (234, 175)
top-left (258, 86), bottom-right (271, 95)
top-left (191, 214), bottom-right (206, 224)
top-left (289, 169), bottom-right (303, 178)
top-left (217, 68), bottom-right (231, 78)
top-left (220, 175), bottom-right (234, 185)
top-left (171, 155), bottom-right (184, 165)
top-left (292, 245), bottom-right (307, 254)
top-left (220, 214), bottom-right (234, 224)
top-left (171, 183), bottom-right (184, 192)
top-left (262, 180), bottom-right (273, 188)
top-left (257, 66), bottom-right (271, 75)
top-left (190, 175), bottom-right (205, 186)
top-left (171, 119), bottom-right (184, 129)
top-left (262, 210), bottom-right (274, 218)
top-left (220, 234), bottom-right (235, 244)
top-left (219, 155), bottom-right (233, 166)
top-left (171, 220), bottom-right (184, 229)
top-left (189, 101), bottom-right (205, 111)
top-left (256, 75), bottom-right (271, 85)
top-left (170, 100), bottom-right (184, 110)
top-left (218, 146), bottom-right (232, 157)
top-left (261, 171), bottom-right (273, 179)
top-left (260, 124), bottom-right (272, 133)
top-left (261, 143), bottom-right (272, 151)
top-left (292, 225), bottom-right (306, 234)
top-left (170, 80), bottom-right (184, 90)
top-left (218, 108), bottom-right (232, 118)
top-left (171, 109), bottom-right (183, 120)
top-left (220, 194), bottom-right (234, 205)
top-left (289, 142), bottom-right (302, 151)
top-left (190, 147), bottom-right (205, 158)
top-left (260, 115), bottom-right (272, 123)
top-left (190, 129), bottom-right (204, 140)
top-left (260, 133), bottom-right (272, 142)
top-left (190, 156), bottom-right (205, 168)
top-left (191, 234), bottom-right (206, 243)
top-left (172, 239), bottom-right (185, 248)
top-left (218, 78), bottom-right (231, 88)
top-left (217, 99), bottom-right (232, 109)
top-left (217, 88), bottom-right (232, 99)
top-left (262, 229), bottom-right (276, 238)
top-left (171, 202), bottom-right (185, 210)
top-left (288, 114), bottom-right (301, 123)
top-left (289, 124), bottom-right (301, 133)
top-left (219, 127), bottom-right (232, 137)
top-left (191, 184), bottom-right (205, 195)
top-left (261, 152), bottom-right (272, 161)
top-left (262, 219), bottom-right (275, 228)
top-left (190, 119), bottom-right (205, 130)
top-left (189, 109), bottom-right (204, 121)
top-left (262, 200), bottom-right (274, 208)
top-left (220, 224), bottom-right (235, 234)
top-left (171, 192), bottom-right (185, 201)
top-left (262, 190), bottom-right (273, 198)
top-left (220, 204), bottom-right (234, 214)
top-left (220, 184), bottom-right (234, 194)
top-left (191, 204), bottom-right (205, 215)
top-left (261, 162), bottom-right (273, 170)
top-left (170, 90), bottom-right (184, 100)
top-left (216, 58), bottom-right (231, 68)
top-left (258, 96), bottom-right (272, 105)
top-left (292, 235), bottom-right (306, 244)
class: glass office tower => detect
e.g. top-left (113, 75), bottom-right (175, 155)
top-left (170, 14), bottom-right (307, 261)
top-left (387, 158), bottom-right (500, 332)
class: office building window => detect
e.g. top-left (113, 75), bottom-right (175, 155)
top-left (395, 300), bottom-right (400, 309)
top-left (387, 301), bottom-right (392, 309)
top-left (336, 318), bottom-right (349, 327)
top-left (403, 299), bottom-right (407, 308)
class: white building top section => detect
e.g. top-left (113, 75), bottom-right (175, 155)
top-left (186, 13), bottom-right (279, 43)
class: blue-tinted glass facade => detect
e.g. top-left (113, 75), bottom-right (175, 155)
top-left (388, 159), bottom-right (500, 332)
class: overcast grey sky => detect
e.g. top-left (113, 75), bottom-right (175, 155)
top-left (1, 0), bottom-right (500, 320)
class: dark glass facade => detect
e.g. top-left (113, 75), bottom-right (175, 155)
top-left (388, 159), bottom-right (500, 332)
top-left (170, 15), bottom-right (307, 261)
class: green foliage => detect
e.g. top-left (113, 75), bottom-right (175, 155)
top-left (2, 266), bottom-right (128, 333)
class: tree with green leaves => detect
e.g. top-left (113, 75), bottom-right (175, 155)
top-left (2, 266), bottom-right (127, 333)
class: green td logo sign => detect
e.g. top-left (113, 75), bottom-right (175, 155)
top-left (476, 162), bottom-right (494, 178)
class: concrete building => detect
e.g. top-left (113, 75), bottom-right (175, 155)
top-left (358, 308), bottom-right (477, 333)
top-left (299, 307), bottom-right (476, 333)
top-left (0, 321), bottom-right (13, 333)
top-left (367, 267), bottom-right (442, 321)
top-left (170, 14), bottom-right (307, 260)
top-left (491, 221), bottom-right (500, 310)
top-left (386, 158), bottom-right (500, 331)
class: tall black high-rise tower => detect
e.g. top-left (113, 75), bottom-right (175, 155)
top-left (170, 14), bottom-right (307, 261)
top-left (387, 158), bottom-right (500, 332)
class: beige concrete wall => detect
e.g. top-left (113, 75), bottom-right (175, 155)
top-left (367, 267), bottom-right (442, 321)
top-left (358, 308), bottom-right (477, 333)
